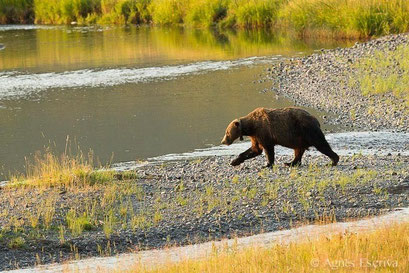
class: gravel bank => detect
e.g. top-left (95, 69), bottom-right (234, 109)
top-left (267, 33), bottom-right (409, 131)
top-left (1, 153), bottom-right (408, 270)
top-left (9, 208), bottom-right (409, 273)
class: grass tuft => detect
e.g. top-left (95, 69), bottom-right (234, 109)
top-left (7, 236), bottom-right (26, 249)
top-left (8, 149), bottom-right (113, 188)
top-left (66, 209), bottom-right (94, 236)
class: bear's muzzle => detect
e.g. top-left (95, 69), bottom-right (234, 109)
top-left (221, 136), bottom-right (230, 145)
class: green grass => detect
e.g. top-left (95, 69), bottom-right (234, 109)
top-left (184, 0), bottom-right (227, 28)
top-left (228, 0), bottom-right (281, 29)
top-left (33, 0), bottom-right (151, 24)
top-left (7, 236), bottom-right (26, 249)
top-left (149, 0), bottom-right (188, 26)
top-left (3, 0), bottom-right (409, 37)
top-left (280, 0), bottom-right (409, 38)
top-left (350, 44), bottom-right (409, 106)
top-left (66, 209), bottom-right (94, 236)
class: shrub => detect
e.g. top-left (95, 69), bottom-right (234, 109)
top-left (0, 0), bottom-right (34, 23)
top-left (185, 0), bottom-right (228, 28)
top-left (149, 0), bottom-right (188, 25)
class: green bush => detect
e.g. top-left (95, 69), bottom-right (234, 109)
top-left (0, 0), bottom-right (33, 23)
top-left (233, 0), bottom-right (280, 28)
top-left (185, 0), bottom-right (228, 28)
top-left (98, 0), bottom-right (151, 24)
top-left (34, 0), bottom-right (99, 24)
top-left (7, 236), bottom-right (26, 249)
top-left (149, 0), bottom-right (187, 25)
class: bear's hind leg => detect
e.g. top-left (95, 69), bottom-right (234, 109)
top-left (285, 148), bottom-right (305, 167)
top-left (305, 127), bottom-right (339, 166)
top-left (314, 142), bottom-right (339, 166)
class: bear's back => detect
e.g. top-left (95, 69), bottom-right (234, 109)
top-left (264, 107), bottom-right (320, 128)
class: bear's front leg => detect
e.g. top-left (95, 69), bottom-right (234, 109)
top-left (231, 157), bottom-right (244, 166)
top-left (231, 147), bottom-right (262, 166)
top-left (263, 144), bottom-right (275, 168)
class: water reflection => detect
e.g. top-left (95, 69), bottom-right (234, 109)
top-left (0, 26), bottom-right (355, 73)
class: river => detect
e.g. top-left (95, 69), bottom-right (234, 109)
top-left (0, 25), bottom-right (354, 178)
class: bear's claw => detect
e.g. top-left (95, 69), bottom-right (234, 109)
top-left (285, 161), bottom-right (301, 167)
top-left (231, 158), bottom-right (242, 166)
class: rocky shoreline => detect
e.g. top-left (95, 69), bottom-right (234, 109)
top-left (1, 154), bottom-right (408, 270)
top-left (1, 34), bottom-right (409, 271)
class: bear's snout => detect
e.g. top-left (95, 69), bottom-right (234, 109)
top-left (221, 136), bottom-right (230, 145)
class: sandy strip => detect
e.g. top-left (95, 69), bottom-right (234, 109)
top-left (6, 207), bottom-right (409, 273)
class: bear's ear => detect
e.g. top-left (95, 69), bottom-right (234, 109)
top-left (234, 121), bottom-right (240, 127)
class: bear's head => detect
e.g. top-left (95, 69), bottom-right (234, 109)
top-left (221, 119), bottom-right (243, 145)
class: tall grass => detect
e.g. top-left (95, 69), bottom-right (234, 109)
top-left (98, 0), bottom-right (151, 24)
top-left (184, 0), bottom-right (227, 28)
top-left (228, 0), bottom-right (281, 29)
top-left (8, 148), bottom-right (114, 188)
top-left (129, 222), bottom-right (409, 272)
top-left (33, 0), bottom-right (151, 24)
top-left (148, 0), bottom-right (188, 25)
top-left (281, 0), bottom-right (409, 37)
top-left (3, 0), bottom-right (409, 37)
top-left (33, 0), bottom-right (100, 24)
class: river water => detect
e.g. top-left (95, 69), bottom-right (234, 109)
top-left (0, 25), bottom-right (354, 178)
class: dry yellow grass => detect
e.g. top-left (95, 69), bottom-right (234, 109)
top-left (129, 222), bottom-right (408, 273)
top-left (7, 146), bottom-right (114, 188)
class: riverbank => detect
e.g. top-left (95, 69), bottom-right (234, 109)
top-left (268, 32), bottom-right (409, 131)
top-left (2, 0), bottom-right (409, 38)
top-left (1, 151), bottom-right (408, 270)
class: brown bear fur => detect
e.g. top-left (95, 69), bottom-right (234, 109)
top-left (221, 107), bottom-right (339, 167)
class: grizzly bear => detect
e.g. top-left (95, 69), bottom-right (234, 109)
top-left (221, 107), bottom-right (339, 167)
